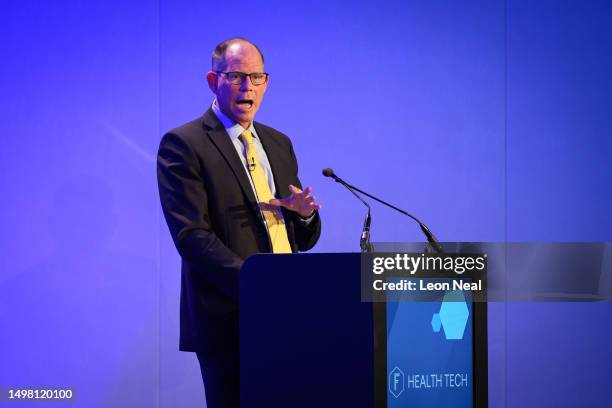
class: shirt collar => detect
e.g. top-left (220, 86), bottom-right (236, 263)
top-left (211, 100), bottom-right (258, 142)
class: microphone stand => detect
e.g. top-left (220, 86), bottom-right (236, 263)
top-left (323, 169), bottom-right (443, 253)
top-left (338, 181), bottom-right (373, 252)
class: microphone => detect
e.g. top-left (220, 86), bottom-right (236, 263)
top-left (322, 168), bottom-right (335, 178)
top-left (322, 168), bottom-right (372, 252)
top-left (322, 168), bottom-right (443, 253)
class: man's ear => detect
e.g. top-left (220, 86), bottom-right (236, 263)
top-left (206, 71), bottom-right (218, 93)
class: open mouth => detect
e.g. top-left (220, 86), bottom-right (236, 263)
top-left (236, 99), bottom-right (254, 109)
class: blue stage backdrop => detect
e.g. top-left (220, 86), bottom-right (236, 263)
top-left (0, 0), bottom-right (611, 407)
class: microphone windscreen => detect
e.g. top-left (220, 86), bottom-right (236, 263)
top-left (322, 168), bottom-right (334, 177)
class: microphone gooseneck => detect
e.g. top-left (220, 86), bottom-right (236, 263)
top-left (322, 168), bottom-right (372, 252)
top-left (322, 168), bottom-right (443, 253)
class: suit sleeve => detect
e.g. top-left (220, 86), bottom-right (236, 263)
top-left (291, 210), bottom-right (321, 251)
top-left (157, 132), bottom-right (243, 299)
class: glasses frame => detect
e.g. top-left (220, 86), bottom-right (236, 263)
top-left (214, 71), bottom-right (269, 86)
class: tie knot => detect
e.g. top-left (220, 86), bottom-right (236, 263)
top-left (240, 130), bottom-right (253, 146)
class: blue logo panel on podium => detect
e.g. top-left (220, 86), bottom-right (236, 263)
top-left (387, 279), bottom-right (473, 408)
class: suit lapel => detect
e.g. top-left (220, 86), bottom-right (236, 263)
top-left (202, 109), bottom-right (259, 209)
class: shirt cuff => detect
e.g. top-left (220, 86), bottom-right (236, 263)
top-left (297, 211), bottom-right (317, 226)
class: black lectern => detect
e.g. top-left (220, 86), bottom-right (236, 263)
top-left (240, 252), bottom-right (488, 408)
top-left (240, 253), bottom-right (373, 407)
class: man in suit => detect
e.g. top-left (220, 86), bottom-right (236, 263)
top-left (156, 37), bottom-right (321, 407)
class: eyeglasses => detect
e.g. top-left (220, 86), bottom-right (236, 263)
top-left (214, 71), bottom-right (269, 86)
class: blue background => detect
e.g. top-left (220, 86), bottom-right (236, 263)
top-left (1, 0), bottom-right (611, 407)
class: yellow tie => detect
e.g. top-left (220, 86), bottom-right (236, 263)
top-left (240, 130), bottom-right (292, 254)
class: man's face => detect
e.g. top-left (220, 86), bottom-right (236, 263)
top-left (207, 42), bottom-right (268, 128)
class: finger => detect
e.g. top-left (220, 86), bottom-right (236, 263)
top-left (302, 186), bottom-right (313, 197)
top-left (288, 184), bottom-right (302, 194)
top-left (308, 203), bottom-right (322, 212)
top-left (269, 198), bottom-right (286, 208)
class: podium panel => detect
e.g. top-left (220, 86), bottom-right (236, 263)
top-left (240, 253), bottom-right (373, 407)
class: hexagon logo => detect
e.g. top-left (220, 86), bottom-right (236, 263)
top-left (431, 313), bottom-right (442, 332)
top-left (435, 290), bottom-right (469, 340)
top-left (389, 366), bottom-right (404, 398)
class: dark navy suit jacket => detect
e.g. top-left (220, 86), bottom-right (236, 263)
top-left (157, 108), bottom-right (321, 353)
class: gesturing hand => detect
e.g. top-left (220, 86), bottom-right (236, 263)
top-left (269, 185), bottom-right (322, 218)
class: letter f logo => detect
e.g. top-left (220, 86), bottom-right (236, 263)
top-left (389, 366), bottom-right (404, 398)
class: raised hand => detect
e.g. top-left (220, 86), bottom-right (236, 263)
top-left (269, 184), bottom-right (322, 218)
